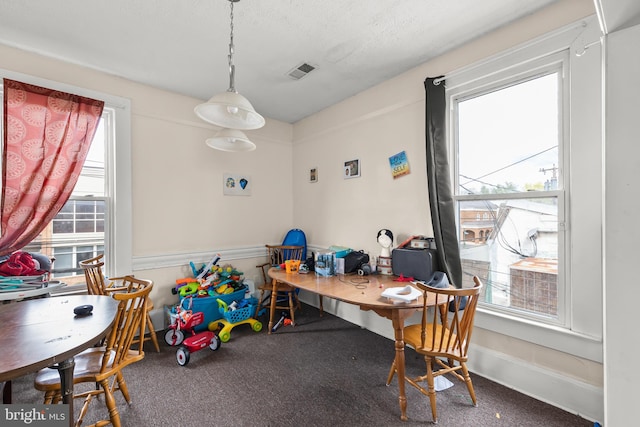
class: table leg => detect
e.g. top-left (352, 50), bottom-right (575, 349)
top-left (391, 310), bottom-right (408, 421)
top-left (55, 358), bottom-right (75, 427)
top-left (267, 278), bottom-right (278, 334)
top-left (2, 380), bottom-right (11, 403)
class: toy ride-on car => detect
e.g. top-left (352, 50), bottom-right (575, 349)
top-left (165, 300), bottom-right (221, 366)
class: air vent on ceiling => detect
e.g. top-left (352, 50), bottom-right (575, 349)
top-left (287, 62), bottom-right (316, 80)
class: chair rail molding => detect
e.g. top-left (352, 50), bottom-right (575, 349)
top-left (132, 246), bottom-right (267, 271)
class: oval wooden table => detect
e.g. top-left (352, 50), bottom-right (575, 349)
top-left (268, 268), bottom-right (444, 421)
top-left (0, 294), bottom-right (119, 427)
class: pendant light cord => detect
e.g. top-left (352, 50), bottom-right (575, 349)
top-left (227, 0), bottom-right (236, 93)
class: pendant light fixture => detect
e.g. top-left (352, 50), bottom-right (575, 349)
top-left (195, 0), bottom-right (264, 151)
top-left (205, 128), bottom-right (256, 152)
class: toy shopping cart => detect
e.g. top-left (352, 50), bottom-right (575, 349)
top-left (209, 297), bottom-right (262, 342)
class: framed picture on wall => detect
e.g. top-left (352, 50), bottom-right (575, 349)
top-left (310, 167), bottom-right (318, 183)
top-left (344, 159), bottom-right (360, 179)
top-left (223, 173), bottom-right (251, 196)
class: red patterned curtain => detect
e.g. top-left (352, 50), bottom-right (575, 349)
top-left (0, 79), bottom-right (105, 256)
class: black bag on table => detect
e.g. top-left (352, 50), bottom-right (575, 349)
top-left (343, 250), bottom-right (370, 274)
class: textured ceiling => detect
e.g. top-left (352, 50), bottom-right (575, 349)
top-left (0, 0), bottom-right (560, 123)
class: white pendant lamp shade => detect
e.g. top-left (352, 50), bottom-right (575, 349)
top-left (194, 90), bottom-right (265, 130)
top-left (205, 128), bottom-right (256, 152)
top-left (195, 0), bottom-right (265, 145)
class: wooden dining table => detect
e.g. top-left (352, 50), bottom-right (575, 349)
top-left (268, 268), bottom-right (443, 421)
top-left (0, 294), bottom-right (118, 427)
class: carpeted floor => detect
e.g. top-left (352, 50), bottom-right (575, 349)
top-left (9, 304), bottom-right (593, 426)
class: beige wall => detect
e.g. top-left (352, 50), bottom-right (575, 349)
top-left (0, 43), bottom-right (296, 308)
top-left (0, 0), bottom-right (604, 421)
top-left (291, 0), bottom-right (602, 422)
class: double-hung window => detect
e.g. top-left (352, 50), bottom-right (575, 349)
top-left (30, 112), bottom-right (111, 283)
top-left (1, 71), bottom-right (132, 288)
top-left (451, 57), bottom-right (566, 326)
top-left (445, 17), bottom-right (604, 361)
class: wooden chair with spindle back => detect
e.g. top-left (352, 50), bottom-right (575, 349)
top-left (34, 276), bottom-right (153, 427)
top-left (80, 254), bottom-right (160, 352)
top-left (386, 276), bottom-right (483, 423)
top-left (254, 245), bottom-right (305, 330)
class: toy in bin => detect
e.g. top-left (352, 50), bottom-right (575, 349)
top-left (209, 297), bottom-right (262, 342)
top-left (164, 297), bottom-right (221, 366)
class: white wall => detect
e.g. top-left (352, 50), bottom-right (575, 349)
top-left (603, 23), bottom-right (640, 427)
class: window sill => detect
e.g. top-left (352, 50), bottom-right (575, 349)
top-left (49, 283), bottom-right (88, 296)
top-left (475, 307), bottom-right (602, 363)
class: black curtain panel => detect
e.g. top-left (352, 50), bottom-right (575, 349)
top-left (424, 77), bottom-right (462, 287)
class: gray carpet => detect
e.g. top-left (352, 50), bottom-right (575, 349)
top-left (10, 304), bottom-right (593, 426)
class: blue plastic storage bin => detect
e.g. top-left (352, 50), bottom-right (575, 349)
top-left (180, 285), bottom-right (246, 332)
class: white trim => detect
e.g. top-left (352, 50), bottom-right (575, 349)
top-left (444, 15), bottom-right (603, 361)
top-left (475, 308), bottom-right (602, 362)
top-left (443, 18), bottom-right (593, 90)
top-left (467, 344), bottom-right (602, 422)
top-left (132, 246), bottom-right (267, 271)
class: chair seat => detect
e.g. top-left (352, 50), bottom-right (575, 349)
top-left (34, 347), bottom-right (144, 390)
top-left (256, 281), bottom-right (297, 294)
top-left (403, 323), bottom-right (464, 360)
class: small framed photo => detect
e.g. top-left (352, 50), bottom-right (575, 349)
top-left (309, 167), bottom-right (318, 183)
top-left (223, 173), bottom-right (251, 196)
top-left (343, 159), bottom-right (360, 179)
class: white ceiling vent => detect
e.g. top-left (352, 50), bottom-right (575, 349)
top-left (287, 62), bottom-right (316, 80)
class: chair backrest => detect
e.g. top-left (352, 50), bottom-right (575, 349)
top-left (281, 229), bottom-right (307, 260)
top-left (414, 276), bottom-right (483, 361)
top-left (99, 276), bottom-right (153, 374)
top-left (266, 245), bottom-right (304, 267)
top-left (79, 254), bottom-right (107, 296)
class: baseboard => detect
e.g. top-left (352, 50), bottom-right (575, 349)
top-left (467, 345), bottom-right (603, 423)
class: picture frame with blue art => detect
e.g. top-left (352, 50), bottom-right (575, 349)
top-left (223, 173), bottom-right (251, 196)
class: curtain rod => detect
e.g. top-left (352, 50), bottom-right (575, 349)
top-left (430, 19), bottom-right (592, 87)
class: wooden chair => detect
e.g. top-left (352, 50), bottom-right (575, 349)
top-left (255, 245), bottom-right (305, 329)
top-left (34, 276), bottom-right (153, 427)
top-left (386, 276), bottom-right (483, 423)
top-left (80, 254), bottom-right (160, 352)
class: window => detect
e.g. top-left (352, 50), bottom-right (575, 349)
top-left (19, 110), bottom-right (111, 284)
top-left (452, 68), bottom-right (565, 325)
top-left (1, 72), bottom-right (132, 286)
top-left (444, 18), bottom-right (603, 360)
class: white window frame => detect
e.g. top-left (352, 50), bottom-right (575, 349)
top-left (0, 69), bottom-right (132, 279)
top-left (451, 55), bottom-right (568, 326)
top-left (444, 18), bottom-right (603, 362)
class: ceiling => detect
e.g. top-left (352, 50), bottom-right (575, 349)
top-left (0, 0), bottom-right (565, 124)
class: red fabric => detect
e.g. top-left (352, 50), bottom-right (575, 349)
top-left (0, 79), bottom-right (104, 256)
top-left (0, 251), bottom-right (43, 276)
